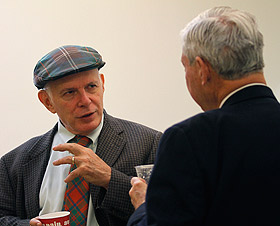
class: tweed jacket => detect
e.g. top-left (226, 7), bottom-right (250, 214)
top-left (128, 85), bottom-right (280, 226)
top-left (0, 111), bottom-right (162, 226)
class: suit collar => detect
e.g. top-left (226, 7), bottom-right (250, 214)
top-left (26, 124), bottom-right (58, 160)
top-left (220, 83), bottom-right (266, 108)
top-left (222, 85), bottom-right (276, 108)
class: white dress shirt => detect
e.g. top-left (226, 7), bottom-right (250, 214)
top-left (39, 115), bottom-right (104, 226)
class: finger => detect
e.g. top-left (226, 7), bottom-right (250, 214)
top-left (131, 177), bottom-right (141, 185)
top-left (131, 177), bottom-right (146, 186)
top-left (53, 143), bottom-right (82, 155)
top-left (53, 155), bottom-right (73, 166)
top-left (64, 168), bottom-right (80, 183)
top-left (30, 217), bottom-right (42, 226)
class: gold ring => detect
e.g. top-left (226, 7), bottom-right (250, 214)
top-left (72, 156), bottom-right (75, 165)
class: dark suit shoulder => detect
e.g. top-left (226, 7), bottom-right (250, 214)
top-left (167, 110), bottom-right (220, 135)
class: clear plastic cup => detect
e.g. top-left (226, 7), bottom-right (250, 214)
top-left (135, 164), bottom-right (154, 183)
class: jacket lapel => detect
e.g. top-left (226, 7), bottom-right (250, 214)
top-left (96, 112), bottom-right (126, 167)
top-left (90, 112), bottom-right (126, 210)
top-left (22, 125), bottom-right (57, 217)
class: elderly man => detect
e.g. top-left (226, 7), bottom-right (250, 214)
top-left (0, 45), bottom-right (162, 226)
top-left (128, 6), bottom-right (280, 226)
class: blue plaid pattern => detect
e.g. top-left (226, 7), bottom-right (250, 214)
top-left (33, 45), bottom-right (105, 89)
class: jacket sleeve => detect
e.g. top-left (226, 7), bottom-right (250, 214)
top-left (93, 130), bottom-right (162, 224)
top-left (138, 126), bottom-right (204, 225)
top-left (0, 157), bottom-right (31, 226)
top-left (127, 204), bottom-right (148, 226)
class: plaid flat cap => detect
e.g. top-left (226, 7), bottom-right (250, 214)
top-left (33, 45), bottom-right (105, 89)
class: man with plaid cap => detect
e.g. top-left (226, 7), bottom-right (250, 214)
top-left (0, 45), bottom-right (162, 226)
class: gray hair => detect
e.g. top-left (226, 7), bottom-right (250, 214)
top-left (180, 6), bottom-right (264, 80)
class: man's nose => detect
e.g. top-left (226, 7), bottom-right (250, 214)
top-left (77, 90), bottom-right (91, 107)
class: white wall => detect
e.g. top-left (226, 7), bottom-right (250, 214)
top-left (1, 0), bottom-right (280, 156)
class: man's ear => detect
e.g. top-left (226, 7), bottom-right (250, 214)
top-left (38, 90), bottom-right (56, 114)
top-left (195, 56), bottom-right (211, 86)
top-left (100, 73), bottom-right (105, 92)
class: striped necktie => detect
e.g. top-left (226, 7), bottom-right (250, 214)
top-left (62, 135), bottom-right (92, 226)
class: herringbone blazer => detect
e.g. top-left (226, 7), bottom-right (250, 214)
top-left (0, 111), bottom-right (162, 226)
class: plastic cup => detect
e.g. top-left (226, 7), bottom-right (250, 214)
top-left (38, 211), bottom-right (70, 226)
top-left (135, 164), bottom-right (154, 183)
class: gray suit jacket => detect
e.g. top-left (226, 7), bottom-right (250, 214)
top-left (0, 111), bottom-right (162, 226)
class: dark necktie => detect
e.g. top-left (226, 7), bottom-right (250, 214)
top-left (62, 135), bottom-right (92, 226)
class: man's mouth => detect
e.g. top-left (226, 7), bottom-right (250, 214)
top-left (80, 112), bottom-right (94, 118)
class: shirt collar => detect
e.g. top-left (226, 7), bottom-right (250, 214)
top-left (57, 114), bottom-right (104, 144)
top-left (219, 83), bottom-right (267, 108)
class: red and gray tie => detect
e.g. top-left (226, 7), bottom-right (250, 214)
top-left (62, 135), bottom-right (92, 226)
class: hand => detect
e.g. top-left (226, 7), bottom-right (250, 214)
top-left (29, 217), bottom-right (42, 226)
top-left (53, 143), bottom-right (112, 189)
top-left (129, 177), bottom-right (147, 210)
